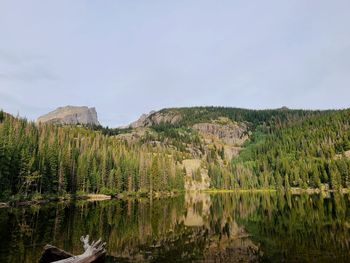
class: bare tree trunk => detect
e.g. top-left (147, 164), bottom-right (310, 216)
top-left (39, 235), bottom-right (106, 263)
top-left (39, 245), bottom-right (73, 263)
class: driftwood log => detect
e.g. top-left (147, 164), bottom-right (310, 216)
top-left (39, 235), bottom-right (106, 263)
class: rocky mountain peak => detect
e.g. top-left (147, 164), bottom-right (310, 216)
top-left (128, 110), bottom-right (182, 128)
top-left (37, 106), bottom-right (100, 125)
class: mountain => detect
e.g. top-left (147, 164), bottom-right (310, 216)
top-left (127, 110), bottom-right (181, 128)
top-left (1, 106), bottom-right (350, 201)
top-left (37, 106), bottom-right (100, 125)
top-left (123, 106), bottom-right (350, 190)
top-left (127, 106), bottom-right (316, 128)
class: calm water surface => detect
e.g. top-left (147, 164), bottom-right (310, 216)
top-left (0, 192), bottom-right (350, 262)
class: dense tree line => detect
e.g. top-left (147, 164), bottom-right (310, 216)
top-left (224, 109), bottom-right (350, 190)
top-left (159, 106), bottom-right (326, 128)
top-left (0, 111), bottom-right (184, 200)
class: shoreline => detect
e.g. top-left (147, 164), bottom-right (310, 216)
top-left (1, 188), bottom-right (349, 208)
top-left (0, 191), bottom-right (183, 208)
top-left (203, 187), bottom-right (350, 194)
top-left (202, 188), bottom-right (277, 193)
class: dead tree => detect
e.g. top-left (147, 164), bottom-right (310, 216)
top-left (39, 235), bottom-right (106, 263)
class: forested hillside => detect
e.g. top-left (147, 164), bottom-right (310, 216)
top-left (0, 107), bottom-right (350, 201)
top-left (229, 109), bottom-right (350, 190)
top-left (137, 107), bottom-right (350, 191)
top-left (155, 106), bottom-right (320, 127)
top-left (0, 110), bottom-right (185, 200)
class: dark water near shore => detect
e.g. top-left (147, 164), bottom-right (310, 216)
top-left (0, 192), bottom-right (350, 262)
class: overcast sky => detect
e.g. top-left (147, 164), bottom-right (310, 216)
top-left (0, 1), bottom-right (349, 127)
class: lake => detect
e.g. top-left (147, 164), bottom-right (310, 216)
top-left (0, 192), bottom-right (349, 262)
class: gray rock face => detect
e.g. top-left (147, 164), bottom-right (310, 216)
top-left (128, 111), bottom-right (182, 128)
top-left (128, 111), bottom-right (155, 128)
top-left (192, 122), bottom-right (248, 145)
top-left (37, 106), bottom-right (100, 125)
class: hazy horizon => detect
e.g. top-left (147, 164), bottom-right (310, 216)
top-left (1, 1), bottom-right (349, 126)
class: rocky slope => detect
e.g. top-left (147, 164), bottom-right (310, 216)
top-left (37, 106), bottom-right (100, 125)
top-left (126, 110), bottom-right (250, 190)
top-left (193, 121), bottom-right (248, 145)
top-left (128, 110), bottom-right (182, 128)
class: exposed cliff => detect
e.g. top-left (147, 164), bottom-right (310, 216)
top-left (37, 106), bottom-right (100, 125)
top-left (128, 110), bottom-right (182, 128)
top-left (192, 120), bottom-right (249, 161)
top-left (193, 121), bottom-right (248, 146)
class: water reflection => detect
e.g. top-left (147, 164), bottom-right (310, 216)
top-left (0, 192), bottom-right (349, 262)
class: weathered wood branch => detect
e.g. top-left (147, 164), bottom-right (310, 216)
top-left (39, 235), bottom-right (106, 263)
top-left (39, 245), bottom-right (73, 263)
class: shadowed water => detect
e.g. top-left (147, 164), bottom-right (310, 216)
top-left (0, 192), bottom-right (349, 262)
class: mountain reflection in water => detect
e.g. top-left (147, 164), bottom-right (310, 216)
top-left (0, 192), bottom-right (349, 262)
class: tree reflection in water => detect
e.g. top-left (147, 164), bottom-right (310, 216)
top-left (0, 192), bottom-right (349, 262)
